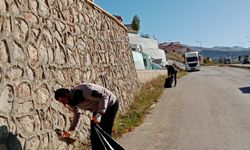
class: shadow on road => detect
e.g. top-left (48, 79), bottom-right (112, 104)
top-left (0, 125), bottom-right (22, 150)
top-left (239, 87), bottom-right (250, 94)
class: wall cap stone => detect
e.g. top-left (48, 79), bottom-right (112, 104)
top-left (86, 0), bottom-right (127, 31)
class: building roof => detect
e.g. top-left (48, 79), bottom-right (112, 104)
top-left (113, 15), bottom-right (123, 22)
top-left (159, 42), bottom-right (192, 54)
top-left (159, 42), bottom-right (180, 47)
top-left (125, 24), bottom-right (138, 34)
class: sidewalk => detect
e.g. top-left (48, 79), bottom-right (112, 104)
top-left (116, 65), bottom-right (250, 149)
top-left (229, 64), bottom-right (250, 69)
top-left (116, 82), bottom-right (182, 150)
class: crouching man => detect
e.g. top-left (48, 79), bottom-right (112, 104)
top-left (54, 83), bottom-right (119, 137)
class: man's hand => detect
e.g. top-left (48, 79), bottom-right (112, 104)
top-left (63, 131), bottom-right (71, 138)
top-left (92, 113), bottom-right (102, 124)
top-left (87, 112), bottom-right (93, 120)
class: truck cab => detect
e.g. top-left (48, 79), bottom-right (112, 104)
top-left (184, 51), bottom-right (200, 71)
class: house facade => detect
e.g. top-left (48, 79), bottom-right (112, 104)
top-left (159, 42), bottom-right (191, 54)
top-left (132, 50), bottom-right (145, 69)
top-left (128, 31), bottom-right (167, 70)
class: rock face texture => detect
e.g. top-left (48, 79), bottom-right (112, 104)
top-left (0, 0), bottom-right (139, 149)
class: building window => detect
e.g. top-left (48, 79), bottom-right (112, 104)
top-left (143, 59), bottom-right (147, 67)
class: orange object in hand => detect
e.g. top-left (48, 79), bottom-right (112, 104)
top-left (92, 113), bottom-right (102, 124)
top-left (63, 131), bottom-right (71, 138)
top-left (92, 116), bottom-right (99, 124)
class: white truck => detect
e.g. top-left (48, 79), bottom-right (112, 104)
top-left (184, 51), bottom-right (200, 71)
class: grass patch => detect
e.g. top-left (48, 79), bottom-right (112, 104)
top-left (166, 52), bottom-right (184, 63)
top-left (177, 70), bottom-right (187, 79)
top-left (217, 64), bottom-right (227, 67)
top-left (201, 62), bottom-right (217, 66)
top-left (112, 70), bottom-right (187, 138)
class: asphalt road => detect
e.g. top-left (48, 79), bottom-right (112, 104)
top-left (118, 66), bottom-right (250, 150)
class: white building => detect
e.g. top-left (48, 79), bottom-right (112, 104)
top-left (128, 32), bottom-right (167, 68)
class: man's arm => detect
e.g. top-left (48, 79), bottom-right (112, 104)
top-left (68, 106), bottom-right (82, 131)
top-left (91, 90), bottom-right (109, 115)
top-left (88, 89), bottom-right (109, 124)
top-left (62, 106), bottom-right (81, 137)
top-left (81, 85), bottom-right (110, 123)
top-left (173, 64), bottom-right (180, 72)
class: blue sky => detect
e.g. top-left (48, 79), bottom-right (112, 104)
top-left (95, 0), bottom-right (250, 48)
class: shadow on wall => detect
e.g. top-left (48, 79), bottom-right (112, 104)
top-left (239, 87), bottom-right (250, 94)
top-left (0, 125), bottom-right (22, 150)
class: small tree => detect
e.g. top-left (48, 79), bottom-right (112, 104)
top-left (131, 15), bottom-right (140, 31)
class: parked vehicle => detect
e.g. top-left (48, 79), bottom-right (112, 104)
top-left (243, 59), bottom-right (250, 64)
top-left (224, 57), bottom-right (232, 64)
top-left (184, 51), bottom-right (200, 71)
top-left (239, 55), bottom-right (250, 64)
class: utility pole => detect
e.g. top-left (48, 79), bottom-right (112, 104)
top-left (195, 41), bottom-right (202, 51)
top-left (245, 36), bottom-right (250, 55)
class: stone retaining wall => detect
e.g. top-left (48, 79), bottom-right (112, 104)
top-left (0, 0), bottom-right (139, 149)
top-left (136, 70), bottom-right (167, 83)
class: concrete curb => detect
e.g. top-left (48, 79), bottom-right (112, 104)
top-left (229, 64), bottom-right (250, 69)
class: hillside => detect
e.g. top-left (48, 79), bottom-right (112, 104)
top-left (199, 50), bottom-right (250, 60)
top-left (190, 45), bottom-right (250, 60)
top-left (192, 46), bottom-right (250, 52)
top-left (166, 52), bottom-right (184, 63)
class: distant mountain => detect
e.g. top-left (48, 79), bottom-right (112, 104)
top-left (200, 50), bottom-right (250, 60)
top-left (190, 46), bottom-right (250, 60)
top-left (192, 46), bottom-right (250, 52)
